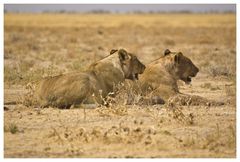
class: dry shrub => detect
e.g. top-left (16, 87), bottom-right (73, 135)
top-left (209, 66), bottom-right (229, 76)
top-left (4, 123), bottom-right (19, 134)
top-left (94, 85), bottom-right (129, 117)
top-left (166, 104), bottom-right (194, 125)
top-left (93, 81), bottom-right (144, 108)
top-left (208, 65), bottom-right (232, 77)
top-left (22, 82), bottom-right (38, 107)
top-left (113, 81), bottom-right (142, 105)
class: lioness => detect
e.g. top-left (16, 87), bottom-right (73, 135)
top-left (35, 49), bottom-right (145, 108)
top-left (138, 49), bottom-right (223, 106)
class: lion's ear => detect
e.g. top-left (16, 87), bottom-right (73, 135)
top-left (178, 52), bottom-right (183, 56)
top-left (174, 53), bottom-right (182, 64)
top-left (164, 49), bottom-right (171, 55)
top-left (110, 49), bottom-right (118, 55)
top-left (118, 49), bottom-right (129, 61)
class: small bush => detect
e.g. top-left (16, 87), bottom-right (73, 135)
top-left (208, 65), bottom-right (232, 77)
top-left (9, 123), bottom-right (19, 134)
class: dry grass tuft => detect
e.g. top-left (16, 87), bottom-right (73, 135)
top-left (166, 104), bottom-right (194, 125)
top-left (5, 123), bottom-right (19, 134)
top-left (208, 65), bottom-right (232, 77)
top-left (22, 82), bottom-right (38, 107)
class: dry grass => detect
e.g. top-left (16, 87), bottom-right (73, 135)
top-left (4, 123), bottom-right (19, 134)
top-left (4, 13), bottom-right (235, 28)
top-left (4, 13), bottom-right (236, 158)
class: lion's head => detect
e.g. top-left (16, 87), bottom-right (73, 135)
top-left (110, 49), bottom-right (146, 80)
top-left (164, 49), bottom-right (199, 84)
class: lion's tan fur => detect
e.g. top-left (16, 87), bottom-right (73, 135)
top-left (140, 55), bottom-right (180, 101)
top-left (35, 49), bottom-right (145, 108)
top-left (137, 49), bottom-right (222, 106)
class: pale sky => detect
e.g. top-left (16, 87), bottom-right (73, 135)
top-left (4, 4), bottom-right (236, 13)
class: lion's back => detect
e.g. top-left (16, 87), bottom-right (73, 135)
top-left (35, 72), bottom-right (96, 107)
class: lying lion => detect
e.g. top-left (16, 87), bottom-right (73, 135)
top-left (35, 49), bottom-right (145, 108)
top-left (137, 49), bottom-right (223, 106)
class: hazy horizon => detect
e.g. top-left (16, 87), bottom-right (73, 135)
top-left (4, 4), bottom-right (236, 13)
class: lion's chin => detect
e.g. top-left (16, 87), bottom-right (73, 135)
top-left (135, 73), bottom-right (139, 80)
top-left (182, 76), bottom-right (192, 85)
top-left (127, 73), bottom-right (139, 81)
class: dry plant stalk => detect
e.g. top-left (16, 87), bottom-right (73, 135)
top-left (166, 100), bottom-right (194, 125)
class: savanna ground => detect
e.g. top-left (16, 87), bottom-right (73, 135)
top-left (4, 13), bottom-right (236, 158)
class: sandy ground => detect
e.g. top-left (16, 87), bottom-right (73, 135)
top-left (4, 13), bottom-right (236, 158)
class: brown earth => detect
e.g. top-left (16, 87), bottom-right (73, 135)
top-left (4, 13), bottom-right (236, 158)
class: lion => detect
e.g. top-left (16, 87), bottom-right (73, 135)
top-left (35, 49), bottom-right (145, 108)
top-left (136, 49), bottom-right (223, 106)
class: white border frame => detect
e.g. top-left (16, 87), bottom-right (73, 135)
top-left (1, 1), bottom-right (238, 161)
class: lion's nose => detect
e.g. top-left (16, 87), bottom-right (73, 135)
top-left (142, 65), bottom-right (146, 73)
top-left (196, 67), bottom-right (199, 73)
top-left (194, 65), bottom-right (199, 73)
